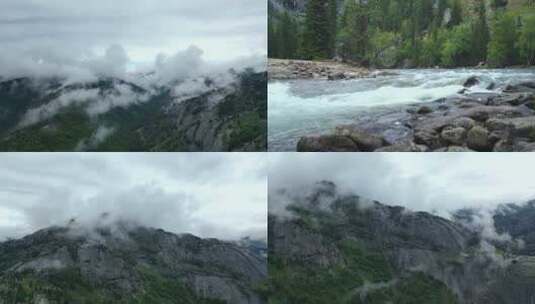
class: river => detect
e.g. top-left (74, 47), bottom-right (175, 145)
top-left (268, 68), bottom-right (535, 151)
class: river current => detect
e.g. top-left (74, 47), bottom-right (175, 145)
top-left (268, 68), bottom-right (535, 151)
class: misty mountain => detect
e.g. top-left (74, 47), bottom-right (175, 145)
top-left (0, 69), bottom-right (267, 152)
top-left (0, 220), bottom-right (267, 303)
top-left (268, 181), bottom-right (535, 304)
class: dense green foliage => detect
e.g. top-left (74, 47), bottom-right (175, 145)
top-left (0, 267), bottom-right (227, 304)
top-left (269, 0), bottom-right (535, 67)
top-left (0, 71), bottom-right (267, 151)
top-left (266, 204), bottom-right (459, 304)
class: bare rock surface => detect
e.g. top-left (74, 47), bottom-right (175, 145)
top-left (268, 59), bottom-right (379, 81)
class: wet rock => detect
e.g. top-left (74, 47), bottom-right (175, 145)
top-left (493, 139), bottom-right (514, 152)
top-left (504, 82), bottom-right (535, 93)
top-left (335, 126), bottom-right (384, 151)
top-left (502, 116), bottom-right (535, 139)
top-left (447, 146), bottom-right (474, 152)
top-left (375, 141), bottom-right (428, 152)
top-left (464, 105), bottom-right (523, 122)
top-left (463, 76), bottom-right (480, 88)
top-left (328, 73), bottom-right (346, 81)
top-left (492, 93), bottom-right (533, 106)
top-left (486, 118), bottom-right (511, 132)
top-left (466, 126), bottom-right (491, 151)
top-left (441, 126), bottom-right (467, 146)
top-left (452, 117), bottom-right (476, 130)
top-left (517, 141), bottom-right (535, 152)
top-left (414, 129), bottom-right (442, 150)
top-left (417, 106), bottom-right (433, 115)
top-left (489, 130), bottom-right (508, 145)
top-left (297, 135), bottom-right (359, 152)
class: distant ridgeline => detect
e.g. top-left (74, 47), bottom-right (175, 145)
top-left (0, 70), bottom-right (267, 152)
top-left (268, 0), bottom-right (535, 68)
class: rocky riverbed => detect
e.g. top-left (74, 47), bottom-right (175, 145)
top-left (269, 58), bottom-right (387, 80)
top-left (297, 79), bottom-right (535, 152)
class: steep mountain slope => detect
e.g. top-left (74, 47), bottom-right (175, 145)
top-left (0, 222), bottom-right (267, 303)
top-left (0, 70), bottom-right (267, 152)
top-left (268, 181), bottom-right (535, 304)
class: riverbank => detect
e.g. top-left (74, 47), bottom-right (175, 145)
top-left (296, 80), bottom-right (535, 152)
top-left (269, 58), bottom-right (387, 80)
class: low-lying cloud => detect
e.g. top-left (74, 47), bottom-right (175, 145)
top-left (269, 153), bottom-right (535, 218)
top-left (0, 153), bottom-right (267, 242)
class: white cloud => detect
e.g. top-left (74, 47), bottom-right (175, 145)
top-left (269, 153), bottom-right (535, 218)
top-left (0, 153), bottom-right (267, 241)
top-left (0, 0), bottom-right (266, 79)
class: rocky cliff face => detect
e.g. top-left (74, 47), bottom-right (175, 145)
top-left (0, 70), bottom-right (266, 152)
top-left (268, 181), bottom-right (535, 303)
top-left (0, 222), bottom-right (267, 303)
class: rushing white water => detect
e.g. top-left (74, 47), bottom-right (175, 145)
top-left (269, 68), bottom-right (535, 151)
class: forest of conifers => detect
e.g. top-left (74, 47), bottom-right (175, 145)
top-left (268, 0), bottom-right (535, 68)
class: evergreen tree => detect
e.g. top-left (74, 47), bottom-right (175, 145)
top-left (471, 0), bottom-right (490, 63)
top-left (302, 0), bottom-right (331, 59)
top-left (386, 1), bottom-right (402, 31)
top-left (488, 13), bottom-right (518, 67)
top-left (279, 12), bottom-right (299, 59)
top-left (338, 0), bottom-right (369, 63)
top-left (519, 15), bottom-right (535, 65)
top-left (450, 0), bottom-right (463, 27)
top-left (268, 16), bottom-right (278, 58)
top-left (328, 0), bottom-right (338, 57)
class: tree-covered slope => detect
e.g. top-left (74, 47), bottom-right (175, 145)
top-left (0, 70), bottom-right (267, 152)
top-left (269, 0), bottom-right (535, 68)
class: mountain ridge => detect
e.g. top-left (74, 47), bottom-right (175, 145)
top-left (0, 220), bottom-right (267, 303)
top-left (0, 69), bottom-right (267, 152)
top-left (268, 181), bottom-right (535, 303)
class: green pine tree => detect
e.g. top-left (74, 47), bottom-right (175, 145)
top-left (302, 0), bottom-right (331, 59)
top-left (450, 0), bottom-right (463, 27)
top-left (471, 0), bottom-right (490, 63)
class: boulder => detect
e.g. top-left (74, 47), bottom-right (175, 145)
top-left (375, 141), bottom-right (428, 152)
top-left (452, 117), bottom-right (475, 130)
top-left (328, 73), bottom-right (346, 81)
top-left (447, 146), bottom-right (475, 152)
top-left (414, 129), bottom-right (442, 150)
top-left (492, 93), bottom-right (533, 106)
top-left (503, 116), bottom-right (535, 139)
top-left (463, 76), bottom-right (480, 88)
top-left (504, 82), bottom-right (535, 93)
top-left (486, 118), bottom-right (511, 132)
top-left (466, 126), bottom-right (491, 151)
top-left (417, 106), bottom-right (433, 115)
top-left (335, 126), bottom-right (384, 151)
top-left (297, 135), bottom-right (359, 152)
top-left (493, 139), bottom-right (514, 152)
top-left (441, 126), bottom-right (467, 146)
top-left (517, 141), bottom-right (535, 152)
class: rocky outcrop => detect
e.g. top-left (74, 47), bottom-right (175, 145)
top-left (268, 59), bottom-right (374, 81)
top-left (269, 182), bottom-right (535, 303)
top-left (0, 223), bottom-right (267, 303)
top-left (297, 81), bottom-right (535, 152)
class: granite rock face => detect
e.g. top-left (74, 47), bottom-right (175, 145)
top-left (269, 182), bottom-right (535, 303)
top-left (0, 222), bottom-right (267, 303)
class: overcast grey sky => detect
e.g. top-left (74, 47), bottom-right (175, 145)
top-left (269, 153), bottom-right (535, 218)
top-left (0, 153), bottom-right (267, 241)
top-left (0, 0), bottom-right (266, 78)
